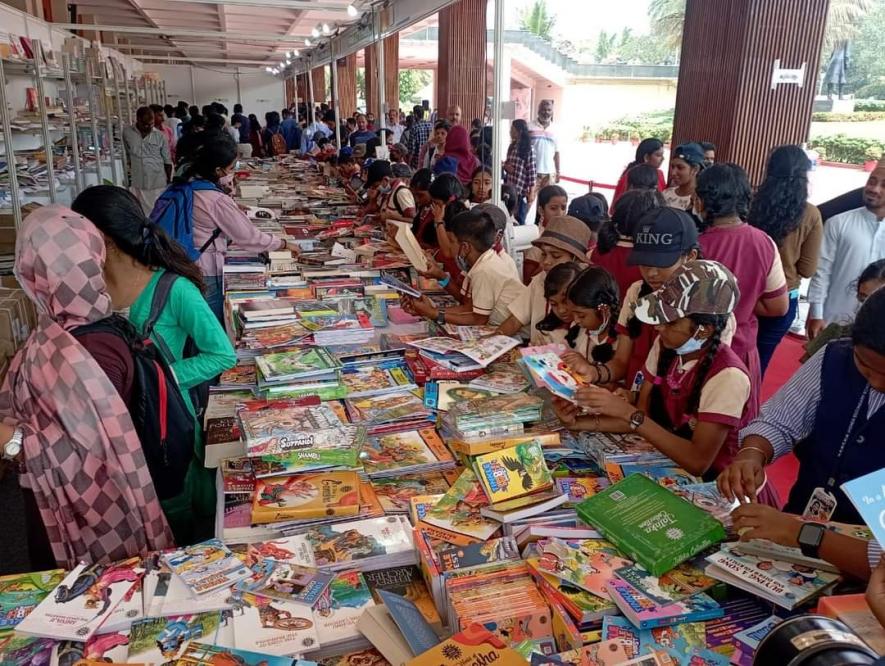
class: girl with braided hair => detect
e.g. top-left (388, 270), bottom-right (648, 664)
top-left (554, 260), bottom-right (768, 495)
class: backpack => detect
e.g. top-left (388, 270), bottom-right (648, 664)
top-left (270, 129), bottom-right (287, 156)
top-left (150, 180), bottom-right (223, 261)
top-left (142, 271), bottom-right (211, 423)
top-left (72, 314), bottom-right (195, 501)
top-left (388, 184), bottom-right (410, 216)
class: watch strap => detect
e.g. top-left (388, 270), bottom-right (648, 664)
top-left (798, 522), bottom-right (826, 559)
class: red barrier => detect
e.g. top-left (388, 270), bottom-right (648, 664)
top-left (559, 175), bottom-right (616, 190)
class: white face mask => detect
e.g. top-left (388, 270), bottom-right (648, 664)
top-left (219, 172), bottom-right (235, 187)
top-left (588, 312), bottom-right (610, 344)
top-left (674, 328), bottom-right (705, 356)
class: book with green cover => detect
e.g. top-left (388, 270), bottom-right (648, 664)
top-left (576, 473), bottom-right (726, 576)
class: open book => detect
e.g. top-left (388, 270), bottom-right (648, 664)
top-left (408, 335), bottom-right (520, 369)
top-left (391, 221), bottom-right (429, 272)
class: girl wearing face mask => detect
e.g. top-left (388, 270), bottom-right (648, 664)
top-left (173, 132), bottom-right (292, 320)
top-left (562, 266), bottom-right (620, 367)
top-left (558, 260), bottom-right (766, 491)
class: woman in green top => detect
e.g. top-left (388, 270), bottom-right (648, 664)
top-left (72, 185), bottom-right (237, 544)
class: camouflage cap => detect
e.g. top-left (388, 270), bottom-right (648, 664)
top-left (634, 259), bottom-right (740, 325)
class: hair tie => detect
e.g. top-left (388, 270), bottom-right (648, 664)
top-left (142, 224), bottom-right (154, 247)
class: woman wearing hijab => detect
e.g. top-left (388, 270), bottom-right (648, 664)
top-left (434, 125), bottom-right (480, 187)
top-left (0, 206), bottom-right (173, 569)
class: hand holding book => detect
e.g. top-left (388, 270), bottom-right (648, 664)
top-left (730, 503), bottom-right (802, 547)
top-left (574, 384), bottom-right (634, 421)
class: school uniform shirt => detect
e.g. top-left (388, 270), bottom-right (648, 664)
top-left (592, 240), bottom-right (643, 301)
top-left (507, 271), bottom-right (547, 344)
top-left (381, 182), bottom-right (416, 218)
top-left (461, 248), bottom-right (527, 327)
top-left (644, 336), bottom-right (753, 474)
top-left (807, 206), bottom-right (885, 325)
top-left (612, 167), bottom-right (666, 207)
top-left (662, 188), bottom-right (692, 210)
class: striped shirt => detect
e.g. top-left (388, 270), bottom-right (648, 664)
top-left (741, 344), bottom-right (885, 461)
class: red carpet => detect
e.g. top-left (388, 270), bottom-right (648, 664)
top-left (760, 334), bottom-right (806, 505)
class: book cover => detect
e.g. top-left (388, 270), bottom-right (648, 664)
top-left (346, 390), bottom-right (430, 424)
top-left (601, 616), bottom-right (642, 661)
top-left (604, 577), bottom-right (722, 630)
top-left (239, 403), bottom-right (345, 456)
top-left (410, 494), bottom-right (445, 525)
top-left (251, 471), bottom-right (362, 525)
top-left (406, 623), bottom-right (526, 666)
top-left (230, 592), bottom-right (319, 656)
top-left (176, 641), bottom-right (320, 666)
top-left (256, 347), bottom-right (341, 382)
top-left (704, 546), bottom-right (839, 609)
top-left (360, 428), bottom-right (452, 477)
top-left (468, 363), bottom-right (530, 394)
top-left (16, 559), bottom-right (142, 641)
top-left (474, 441), bottom-right (554, 504)
top-left (437, 538), bottom-right (522, 573)
top-left (555, 477), bottom-right (610, 506)
top-left (640, 622), bottom-right (707, 663)
top-left (312, 570), bottom-right (375, 647)
top-left (245, 537), bottom-right (316, 568)
top-left (250, 426), bottom-right (365, 477)
top-left (317, 647), bottom-right (389, 666)
top-left (127, 612), bottom-right (221, 663)
top-left (422, 469), bottom-right (501, 542)
top-left (528, 559), bottom-right (617, 624)
top-left (425, 381), bottom-right (495, 411)
top-left (0, 569), bottom-right (65, 630)
top-left (162, 539), bottom-right (250, 596)
top-left (613, 555), bottom-right (717, 606)
top-left (536, 539), bottom-right (631, 600)
top-left (363, 566), bottom-right (440, 626)
top-left (818, 594), bottom-right (885, 655)
top-left (732, 615), bottom-right (782, 655)
top-left (617, 465), bottom-right (702, 488)
top-left (238, 562), bottom-right (334, 608)
top-left (576, 474), bottom-right (726, 576)
top-left (408, 336), bottom-right (521, 368)
top-left (522, 352), bottom-right (590, 403)
top-left (304, 516), bottom-right (415, 568)
top-left (357, 604), bottom-right (416, 665)
top-left (341, 364), bottom-right (415, 398)
top-left (842, 469), bottom-right (885, 547)
top-left (370, 474), bottom-right (451, 514)
top-left (376, 589), bottom-right (441, 656)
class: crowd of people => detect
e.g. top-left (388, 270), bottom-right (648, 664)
top-left (2, 90), bottom-right (885, 610)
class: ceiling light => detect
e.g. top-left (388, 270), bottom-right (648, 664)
top-left (347, 4), bottom-right (358, 17)
top-left (311, 26), bottom-right (320, 38)
top-left (304, 38), bottom-right (311, 46)
top-left (292, 49), bottom-right (299, 57)
top-left (322, 23), bottom-right (331, 35)
top-left (265, 66), bottom-right (273, 73)
top-left (285, 59), bottom-right (292, 65)
top-left (286, 50), bottom-right (292, 58)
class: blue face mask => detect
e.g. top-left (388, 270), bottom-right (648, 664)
top-left (674, 329), bottom-right (705, 356)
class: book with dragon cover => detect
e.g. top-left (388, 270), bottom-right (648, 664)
top-left (251, 471), bottom-right (362, 525)
top-left (421, 469), bottom-right (501, 543)
top-left (473, 441), bottom-right (554, 504)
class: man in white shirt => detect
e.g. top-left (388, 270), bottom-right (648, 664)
top-left (123, 106), bottom-right (172, 215)
top-left (386, 108), bottom-right (404, 143)
top-left (528, 100), bottom-right (560, 189)
top-left (807, 158), bottom-right (885, 337)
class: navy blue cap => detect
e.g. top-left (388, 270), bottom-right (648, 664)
top-left (628, 207), bottom-right (699, 267)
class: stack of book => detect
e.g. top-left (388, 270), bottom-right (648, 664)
top-left (359, 427), bottom-right (456, 478)
top-left (440, 392), bottom-right (546, 443)
top-left (255, 347), bottom-right (343, 399)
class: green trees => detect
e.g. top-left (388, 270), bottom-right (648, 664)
top-left (519, 0), bottom-right (556, 40)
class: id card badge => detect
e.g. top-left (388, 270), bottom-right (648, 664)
top-left (802, 487), bottom-right (837, 521)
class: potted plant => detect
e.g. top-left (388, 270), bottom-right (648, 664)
top-left (864, 145), bottom-right (883, 172)
top-left (630, 132), bottom-right (641, 146)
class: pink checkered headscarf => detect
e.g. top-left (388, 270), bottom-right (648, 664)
top-left (0, 205), bottom-right (173, 568)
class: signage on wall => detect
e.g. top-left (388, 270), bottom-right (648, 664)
top-left (771, 59), bottom-right (807, 89)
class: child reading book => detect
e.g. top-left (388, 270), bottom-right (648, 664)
top-left (560, 266), bottom-right (619, 366)
top-left (494, 216), bottom-right (593, 342)
top-left (533, 262), bottom-right (584, 346)
top-left (402, 209), bottom-right (526, 327)
top-left (555, 260), bottom-right (764, 489)
top-left (523, 185), bottom-right (568, 281)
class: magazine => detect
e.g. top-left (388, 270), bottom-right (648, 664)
top-left (523, 352), bottom-right (590, 403)
top-left (408, 335), bottom-right (520, 369)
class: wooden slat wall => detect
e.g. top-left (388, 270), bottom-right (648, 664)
top-left (311, 66), bottom-right (327, 105)
top-left (296, 73), bottom-right (308, 110)
top-left (437, 0), bottom-right (487, 126)
top-left (336, 53), bottom-right (358, 118)
top-left (285, 77), bottom-right (295, 108)
top-left (365, 35), bottom-right (400, 118)
top-left (673, 0), bottom-right (829, 183)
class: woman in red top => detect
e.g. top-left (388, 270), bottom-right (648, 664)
top-left (612, 138), bottom-right (666, 207)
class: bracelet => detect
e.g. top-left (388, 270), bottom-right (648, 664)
top-left (592, 363), bottom-right (611, 385)
top-left (438, 273), bottom-right (451, 288)
top-left (737, 445), bottom-right (771, 465)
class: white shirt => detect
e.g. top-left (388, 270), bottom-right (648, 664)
top-left (460, 248), bottom-right (527, 326)
top-left (807, 206), bottom-right (885, 323)
top-left (122, 126), bottom-right (171, 190)
top-left (528, 119), bottom-right (559, 175)
top-left (388, 123), bottom-right (404, 144)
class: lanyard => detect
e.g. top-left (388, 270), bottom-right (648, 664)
top-left (826, 385), bottom-right (870, 491)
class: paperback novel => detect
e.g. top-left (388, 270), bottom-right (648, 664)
top-left (251, 471), bottom-right (362, 525)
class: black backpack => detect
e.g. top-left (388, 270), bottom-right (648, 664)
top-left (141, 271), bottom-right (211, 423)
top-left (72, 314), bottom-right (194, 501)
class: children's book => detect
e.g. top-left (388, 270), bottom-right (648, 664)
top-left (576, 473), bottom-right (727, 576)
top-left (301, 516), bottom-right (416, 570)
top-left (704, 545), bottom-right (840, 609)
top-left (468, 363), bottom-right (530, 394)
top-left (614, 555), bottom-right (717, 606)
top-left (617, 465), bottom-right (701, 488)
top-left (230, 592), bottom-right (320, 656)
top-left (162, 539), bottom-right (250, 596)
top-left (0, 569), bottom-right (65, 630)
top-left (238, 562), bottom-right (334, 608)
top-left (641, 622), bottom-right (708, 664)
top-left (732, 615), bottom-right (782, 657)
top-left (421, 469), bottom-right (501, 543)
top-left (600, 616), bottom-right (641, 660)
top-left (408, 336), bottom-right (520, 369)
top-left (239, 403), bottom-right (345, 457)
top-left (16, 558), bottom-right (142, 641)
top-left (341, 363), bottom-right (416, 398)
top-left (555, 477), bottom-right (610, 506)
top-left (604, 577), bottom-right (722, 630)
top-left (249, 426), bottom-right (366, 477)
top-left (251, 471), bottom-right (362, 525)
top-left (436, 537), bottom-right (522, 573)
top-left (474, 441), bottom-right (554, 504)
top-left (360, 428), bottom-right (453, 478)
top-left (410, 494), bottom-right (445, 525)
top-left (370, 474), bottom-right (452, 514)
top-left (522, 352), bottom-right (590, 403)
top-left (842, 468), bottom-right (885, 547)
top-left (363, 566), bottom-right (440, 626)
top-left (127, 612), bottom-right (221, 663)
top-left (536, 538), bottom-right (632, 600)
top-left (345, 390), bottom-right (430, 424)
top-left (405, 623), bottom-right (527, 666)
top-left (256, 347), bottom-right (342, 383)
top-left (176, 641), bottom-right (320, 666)
top-left (424, 381), bottom-right (495, 411)
top-left (376, 589), bottom-right (441, 656)
top-left (480, 489), bottom-right (570, 523)
top-left (312, 570), bottom-right (375, 647)
top-left (380, 274), bottom-right (422, 298)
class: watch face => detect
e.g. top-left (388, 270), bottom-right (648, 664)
top-left (798, 523), bottom-right (824, 547)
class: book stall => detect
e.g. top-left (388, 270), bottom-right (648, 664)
top-left (2, 155), bottom-right (884, 666)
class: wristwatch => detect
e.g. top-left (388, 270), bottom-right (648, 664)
top-left (3, 428), bottom-right (23, 461)
top-left (436, 308), bottom-right (446, 325)
top-left (798, 522), bottom-right (826, 559)
top-left (628, 410), bottom-right (645, 431)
